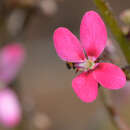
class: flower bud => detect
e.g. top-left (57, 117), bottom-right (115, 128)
top-left (39, 0), bottom-right (58, 16)
top-left (120, 9), bottom-right (130, 25)
top-left (0, 88), bottom-right (22, 127)
top-left (0, 43), bottom-right (25, 83)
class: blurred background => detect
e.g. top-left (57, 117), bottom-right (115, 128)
top-left (0, 0), bottom-right (130, 129)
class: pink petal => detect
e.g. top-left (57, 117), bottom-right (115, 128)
top-left (53, 27), bottom-right (85, 62)
top-left (72, 72), bottom-right (98, 103)
top-left (80, 11), bottom-right (107, 60)
top-left (93, 63), bottom-right (126, 89)
top-left (0, 43), bottom-right (25, 83)
top-left (0, 88), bottom-right (21, 127)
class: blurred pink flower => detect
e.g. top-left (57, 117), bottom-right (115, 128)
top-left (53, 11), bottom-right (126, 103)
top-left (0, 88), bottom-right (21, 127)
top-left (0, 43), bottom-right (25, 127)
top-left (0, 43), bottom-right (25, 84)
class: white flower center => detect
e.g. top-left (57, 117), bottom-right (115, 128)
top-left (77, 59), bottom-right (95, 71)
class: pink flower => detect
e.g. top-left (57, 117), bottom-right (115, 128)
top-left (0, 43), bottom-right (25, 127)
top-left (0, 43), bottom-right (25, 84)
top-left (0, 88), bottom-right (21, 127)
top-left (53, 11), bottom-right (126, 103)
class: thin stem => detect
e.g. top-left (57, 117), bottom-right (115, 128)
top-left (93, 0), bottom-right (130, 63)
top-left (99, 88), bottom-right (129, 130)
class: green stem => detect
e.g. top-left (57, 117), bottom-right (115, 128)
top-left (93, 0), bottom-right (130, 63)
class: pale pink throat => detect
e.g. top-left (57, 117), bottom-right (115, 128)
top-left (75, 59), bottom-right (95, 72)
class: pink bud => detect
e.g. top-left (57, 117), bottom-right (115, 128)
top-left (0, 43), bottom-right (25, 83)
top-left (120, 9), bottom-right (130, 25)
top-left (0, 88), bottom-right (22, 127)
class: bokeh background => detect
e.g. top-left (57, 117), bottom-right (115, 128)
top-left (0, 0), bottom-right (130, 129)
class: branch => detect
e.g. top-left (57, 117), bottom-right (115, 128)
top-left (99, 88), bottom-right (129, 130)
top-left (93, 0), bottom-right (130, 63)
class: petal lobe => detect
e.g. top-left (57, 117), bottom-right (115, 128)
top-left (93, 63), bottom-right (126, 89)
top-left (72, 72), bottom-right (98, 103)
top-left (53, 27), bottom-right (85, 62)
top-left (80, 11), bottom-right (107, 60)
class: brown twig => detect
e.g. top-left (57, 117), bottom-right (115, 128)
top-left (99, 88), bottom-right (130, 130)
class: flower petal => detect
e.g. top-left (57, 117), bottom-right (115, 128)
top-left (93, 63), bottom-right (126, 89)
top-left (80, 11), bottom-right (107, 60)
top-left (0, 43), bottom-right (25, 83)
top-left (53, 27), bottom-right (85, 62)
top-left (0, 88), bottom-right (21, 127)
top-left (72, 72), bottom-right (98, 103)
